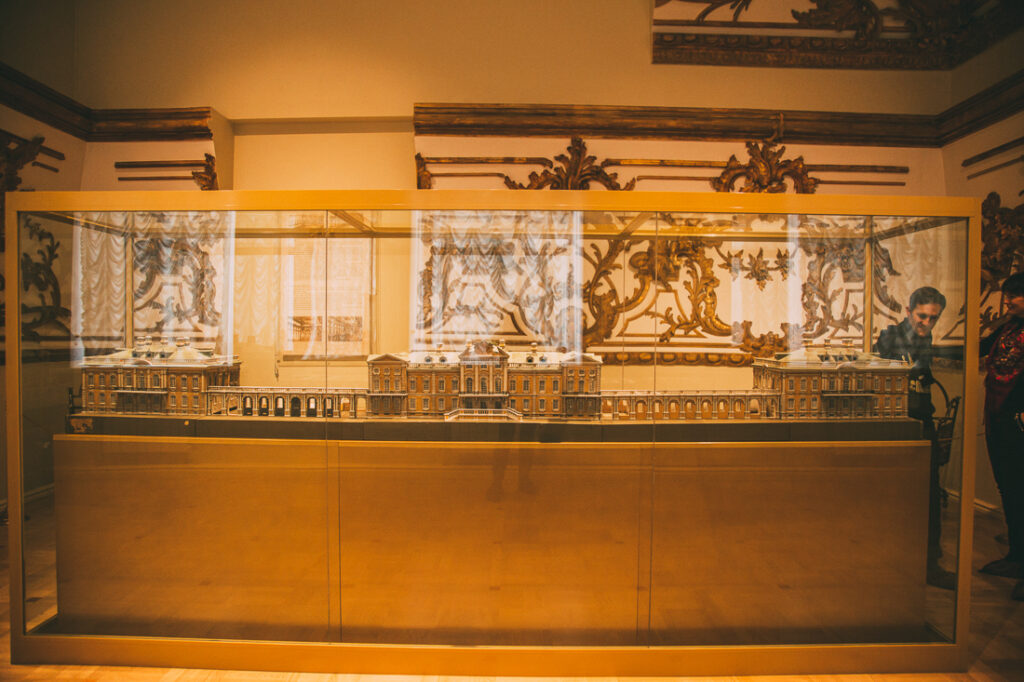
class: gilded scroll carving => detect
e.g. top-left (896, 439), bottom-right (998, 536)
top-left (981, 191), bottom-right (1024, 333)
top-left (133, 237), bottom-right (221, 332)
top-left (414, 212), bottom-right (581, 349)
top-left (192, 153), bottom-right (218, 191)
top-left (504, 137), bottom-right (636, 191)
top-left (711, 127), bottom-right (819, 194)
top-left (733, 320), bottom-right (801, 358)
top-left (20, 217), bottom-right (70, 341)
top-left (582, 233), bottom-right (733, 349)
top-left (415, 153), bottom-right (434, 189)
top-left (653, 0), bottom-right (1023, 69)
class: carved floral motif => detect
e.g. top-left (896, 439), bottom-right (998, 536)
top-left (504, 137), bottom-right (636, 191)
top-left (711, 139), bottom-right (819, 194)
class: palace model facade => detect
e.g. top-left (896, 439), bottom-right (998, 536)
top-left (78, 338), bottom-right (911, 422)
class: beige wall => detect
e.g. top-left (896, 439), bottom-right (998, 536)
top-left (234, 131), bottom-right (417, 190)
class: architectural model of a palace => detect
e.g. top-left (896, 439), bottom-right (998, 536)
top-left (76, 337), bottom-right (913, 422)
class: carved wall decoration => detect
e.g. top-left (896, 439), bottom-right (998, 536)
top-left (652, 0), bottom-right (1024, 69)
top-left (123, 212), bottom-right (230, 343)
top-left (503, 137), bottom-right (636, 191)
top-left (980, 191), bottom-right (1024, 334)
top-left (19, 216), bottom-right (71, 341)
top-left (133, 237), bottom-right (221, 332)
top-left (409, 208), bottom-right (918, 365)
top-left (192, 153), bottom-right (218, 190)
top-left (716, 246), bottom-right (793, 290)
top-left (415, 153), bottom-right (433, 189)
top-left (710, 138), bottom-right (819, 193)
top-left (412, 210), bottom-right (583, 351)
top-left (416, 133), bottom-right (904, 192)
top-left (115, 154), bottom-right (218, 190)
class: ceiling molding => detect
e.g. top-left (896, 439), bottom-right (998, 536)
top-left (0, 62), bottom-right (213, 142)
top-left (415, 69), bottom-right (1024, 148)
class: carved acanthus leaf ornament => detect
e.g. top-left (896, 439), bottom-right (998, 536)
top-left (712, 138), bottom-right (819, 194)
top-left (505, 137), bottom-right (636, 191)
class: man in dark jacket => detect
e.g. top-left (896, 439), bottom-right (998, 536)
top-left (876, 286), bottom-right (954, 590)
top-left (979, 272), bottom-right (1024, 602)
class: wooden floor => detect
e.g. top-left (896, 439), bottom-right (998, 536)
top-left (1, 501), bottom-right (1022, 681)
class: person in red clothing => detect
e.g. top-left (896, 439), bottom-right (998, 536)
top-left (979, 272), bottom-right (1024, 601)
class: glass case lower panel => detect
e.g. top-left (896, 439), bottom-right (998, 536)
top-left (51, 435), bottom-right (931, 646)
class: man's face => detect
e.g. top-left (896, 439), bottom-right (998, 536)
top-left (907, 302), bottom-right (943, 337)
top-left (1006, 292), bottom-right (1024, 318)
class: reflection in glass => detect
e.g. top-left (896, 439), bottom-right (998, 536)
top-left (13, 205), bottom-right (970, 650)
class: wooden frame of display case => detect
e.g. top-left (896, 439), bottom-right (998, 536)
top-left (6, 189), bottom-right (982, 676)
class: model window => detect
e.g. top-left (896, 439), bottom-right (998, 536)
top-left (424, 398), bottom-right (430, 410)
top-left (410, 378), bottom-right (417, 392)
top-left (481, 378), bottom-right (488, 393)
top-left (799, 398), bottom-right (806, 409)
top-left (524, 399), bottom-right (531, 411)
top-left (511, 398), bottom-right (517, 410)
top-left (466, 377), bottom-right (473, 392)
top-left (787, 398), bottom-right (794, 410)
top-left (539, 399), bottom-right (546, 411)
top-left (856, 377), bottom-right (863, 390)
top-left (812, 378), bottom-right (818, 391)
top-left (811, 397), bottom-right (818, 409)
top-left (452, 378), bottom-right (458, 392)
top-left (510, 378), bottom-right (517, 392)
top-left (495, 378), bottom-right (501, 392)
top-left (373, 379), bottom-right (379, 390)
top-left (896, 397), bottom-right (903, 410)
top-left (125, 374), bottom-right (132, 387)
top-left (438, 397), bottom-right (445, 410)
top-left (98, 375), bottom-right (105, 388)
top-left (539, 379), bottom-right (546, 392)
top-left (153, 375), bottom-right (160, 387)
top-left (885, 396), bottom-right (891, 408)
top-left (568, 379), bottom-right (575, 392)
top-left (553, 379), bottom-right (559, 392)
top-left (589, 380), bottom-right (595, 392)
top-left (193, 395), bottom-right (199, 408)
top-left (895, 378), bottom-right (903, 391)
top-left (885, 377), bottom-right (892, 390)
top-left (193, 376), bottom-right (200, 390)
top-left (170, 376), bottom-right (177, 389)
top-left (170, 395), bottom-right (177, 407)
top-left (787, 379), bottom-right (794, 392)
top-left (523, 378), bottom-right (530, 392)
top-left (553, 399), bottom-right (559, 411)
top-left (88, 373), bottom-right (94, 387)
top-left (384, 379), bottom-right (390, 391)
top-left (800, 377), bottom-right (806, 391)
top-left (438, 378), bottom-right (445, 392)
top-left (843, 377), bottom-right (850, 391)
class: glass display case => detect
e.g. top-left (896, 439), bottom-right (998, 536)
top-left (5, 190), bottom-right (981, 675)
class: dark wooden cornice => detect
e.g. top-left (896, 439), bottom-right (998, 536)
top-left (414, 103), bottom-right (938, 147)
top-left (936, 69), bottom-right (1024, 145)
top-left (0, 62), bottom-right (213, 142)
top-left (415, 69), bottom-right (1024, 147)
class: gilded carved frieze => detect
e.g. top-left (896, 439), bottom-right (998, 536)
top-left (653, 0), bottom-right (1024, 69)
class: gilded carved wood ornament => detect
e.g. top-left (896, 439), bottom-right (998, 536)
top-left (653, 0), bottom-right (1024, 69)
